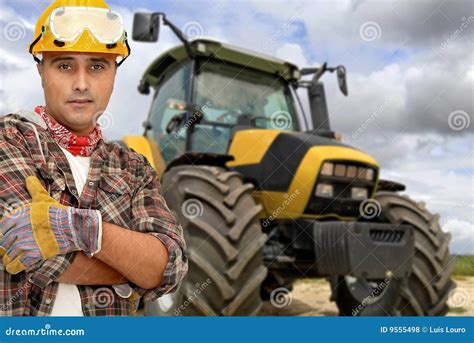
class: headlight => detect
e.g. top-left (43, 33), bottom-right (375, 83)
top-left (357, 167), bottom-right (368, 179)
top-left (347, 165), bottom-right (357, 178)
top-left (351, 187), bottom-right (368, 199)
top-left (320, 162), bottom-right (375, 181)
top-left (316, 184), bottom-right (333, 197)
top-left (334, 164), bottom-right (346, 177)
top-left (356, 167), bottom-right (375, 181)
top-left (365, 168), bottom-right (374, 181)
top-left (321, 162), bottom-right (334, 176)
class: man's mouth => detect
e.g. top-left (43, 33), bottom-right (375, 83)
top-left (68, 98), bottom-right (93, 104)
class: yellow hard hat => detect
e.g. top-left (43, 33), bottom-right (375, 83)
top-left (29, 0), bottom-right (130, 65)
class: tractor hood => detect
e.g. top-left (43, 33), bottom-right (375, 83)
top-left (227, 130), bottom-right (378, 192)
top-left (227, 129), bottom-right (379, 200)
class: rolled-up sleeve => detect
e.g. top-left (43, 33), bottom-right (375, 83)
top-left (129, 162), bottom-right (188, 302)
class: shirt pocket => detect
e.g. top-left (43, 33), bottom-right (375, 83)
top-left (96, 175), bottom-right (132, 228)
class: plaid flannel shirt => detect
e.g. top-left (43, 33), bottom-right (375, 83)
top-left (0, 111), bottom-right (188, 316)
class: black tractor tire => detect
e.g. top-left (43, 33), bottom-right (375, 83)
top-left (144, 165), bottom-right (267, 316)
top-left (330, 192), bottom-right (456, 316)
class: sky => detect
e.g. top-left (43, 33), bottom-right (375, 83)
top-left (0, 0), bottom-right (472, 254)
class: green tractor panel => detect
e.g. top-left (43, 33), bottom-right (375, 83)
top-left (123, 13), bottom-right (455, 316)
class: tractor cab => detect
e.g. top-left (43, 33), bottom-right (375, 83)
top-left (137, 38), bottom-right (303, 165)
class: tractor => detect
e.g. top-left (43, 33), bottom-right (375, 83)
top-left (123, 12), bottom-right (455, 316)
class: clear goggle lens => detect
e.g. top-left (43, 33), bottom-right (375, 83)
top-left (49, 6), bottom-right (124, 44)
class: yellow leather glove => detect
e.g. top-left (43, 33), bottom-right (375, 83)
top-left (0, 176), bottom-right (102, 274)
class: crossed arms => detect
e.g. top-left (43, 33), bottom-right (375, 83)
top-left (58, 221), bottom-right (169, 290)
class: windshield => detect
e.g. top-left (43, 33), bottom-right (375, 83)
top-left (194, 62), bottom-right (298, 131)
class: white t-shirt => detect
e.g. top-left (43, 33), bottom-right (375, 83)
top-left (50, 148), bottom-right (92, 316)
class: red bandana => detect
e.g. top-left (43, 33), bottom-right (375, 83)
top-left (35, 105), bottom-right (102, 157)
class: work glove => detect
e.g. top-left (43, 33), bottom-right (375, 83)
top-left (0, 176), bottom-right (102, 274)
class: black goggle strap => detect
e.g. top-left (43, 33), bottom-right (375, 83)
top-left (116, 31), bottom-right (131, 67)
top-left (29, 26), bottom-right (45, 64)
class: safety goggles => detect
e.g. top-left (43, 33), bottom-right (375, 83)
top-left (48, 6), bottom-right (125, 44)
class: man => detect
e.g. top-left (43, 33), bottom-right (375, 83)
top-left (0, 0), bottom-right (188, 316)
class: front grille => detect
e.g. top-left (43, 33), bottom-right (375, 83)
top-left (304, 160), bottom-right (378, 216)
top-left (370, 229), bottom-right (405, 243)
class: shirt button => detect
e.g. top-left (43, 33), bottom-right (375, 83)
top-left (72, 190), bottom-right (77, 195)
top-left (89, 181), bottom-right (94, 186)
top-left (45, 298), bottom-right (52, 305)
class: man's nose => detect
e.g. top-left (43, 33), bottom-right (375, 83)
top-left (72, 68), bottom-right (90, 92)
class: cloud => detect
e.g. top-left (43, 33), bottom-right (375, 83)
top-left (324, 40), bottom-right (473, 137)
top-left (247, 0), bottom-right (474, 54)
top-left (274, 43), bottom-right (310, 67)
top-left (444, 219), bottom-right (474, 255)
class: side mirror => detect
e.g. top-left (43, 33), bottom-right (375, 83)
top-left (132, 12), bottom-right (160, 42)
top-left (336, 66), bottom-right (348, 96)
top-left (138, 79), bottom-right (150, 95)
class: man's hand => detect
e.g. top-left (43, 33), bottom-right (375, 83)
top-left (0, 176), bottom-right (102, 274)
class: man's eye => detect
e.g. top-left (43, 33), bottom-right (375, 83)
top-left (91, 64), bottom-right (104, 71)
top-left (58, 64), bottom-right (72, 70)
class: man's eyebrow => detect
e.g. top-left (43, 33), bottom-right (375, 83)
top-left (89, 57), bottom-right (112, 66)
top-left (48, 56), bottom-right (75, 64)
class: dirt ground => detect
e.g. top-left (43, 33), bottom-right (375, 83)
top-left (259, 277), bottom-right (474, 316)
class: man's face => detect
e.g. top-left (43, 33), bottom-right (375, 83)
top-left (37, 52), bottom-right (117, 136)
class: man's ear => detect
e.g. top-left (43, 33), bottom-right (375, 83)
top-left (36, 62), bottom-right (44, 88)
top-left (36, 61), bottom-right (42, 75)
